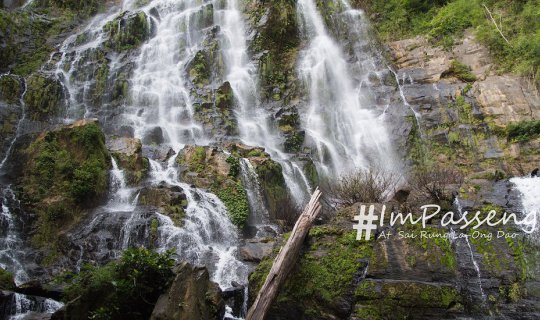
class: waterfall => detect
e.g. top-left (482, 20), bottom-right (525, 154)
top-left (296, 0), bottom-right (396, 177)
top-left (0, 186), bottom-right (29, 285)
top-left (214, 0), bottom-right (311, 204)
top-left (0, 74), bottom-right (27, 169)
top-left (239, 158), bottom-right (279, 237)
top-left (7, 293), bottom-right (63, 320)
top-left (107, 157), bottom-right (138, 211)
top-left (148, 159), bottom-right (249, 289)
top-left (510, 176), bottom-right (540, 237)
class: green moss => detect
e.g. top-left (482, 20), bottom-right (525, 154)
top-left (255, 158), bottom-right (288, 218)
top-left (103, 11), bottom-right (150, 52)
top-left (250, 230), bottom-right (372, 316)
top-left (0, 75), bottom-right (22, 104)
top-left (226, 156), bottom-right (240, 177)
top-left (246, 149), bottom-right (263, 157)
top-left (283, 131), bottom-right (305, 153)
top-left (188, 51), bottom-right (210, 87)
top-left (215, 81), bottom-right (234, 109)
top-left (214, 181), bottom-right (249, 228)
top-left (303, 160), bottom-right (319, 188)
top-left (23, 73), bottom-right (64, 121)
top-left (355, 280), bottom-right (462, 317)
top-left (0, 268), bottom-right (15, 290)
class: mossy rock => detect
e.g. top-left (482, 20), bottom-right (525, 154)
top-left (0, 268), bottom-right (15, 290)
top-left (176, 145), bottom-right (248, 227)
top-left (249, 224), bottom-right (373, 318)
top-left (104, 11), bottom-right (151, 52)
top-left (0, 74), bottom-right (23, 104)
top-left (108, 137), bottom-right (149, 185)
top-left (138, 186), bottom-right (188, 227)
top-left (19, 119), bottom-right (110, 260)
top-left (354, 280), bottom-right (462, 319)
top-left (23, 73), bottom-right (65, 121)
top-left (244, 0), bottom-right (301, 102)
top-left (215, 81), bottom-right (234, 110)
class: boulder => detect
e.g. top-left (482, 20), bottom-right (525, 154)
top-left (238, 239), bottom-right (274, 262)
top-left (150, 262), bottom-right (225, 320)
top-left (107, 137), bottom-right (149, 185)
top-left (137, 185), bottom-right (188, 226)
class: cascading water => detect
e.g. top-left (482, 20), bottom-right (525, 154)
top-left (0, 186), bottom-right (29, 285)
top-left (453, 198), bottom-right (487, 303)
top-left (239, 158), bottom-right (279, 237)
top-left (214, 0), bottom-right (311, 204)
top-left (0, 74), bottom-right (27, 169)
top-left (0, 74), bottom-right (64, 318)
top-left (510, 175), bottom-right (540, 237)
top-left (296, 0), bottom-right (396, 177)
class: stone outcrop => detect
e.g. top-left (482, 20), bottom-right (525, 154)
top-left (249, 202), bottom-right (540, 319)
top-left (107, 137), bottom-right (149, 185)
top-left (17, 119), bottom-right (110, 262)
top-left (150, 262), bottom-right (225, 320)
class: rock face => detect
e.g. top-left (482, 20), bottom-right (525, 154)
top-left (150, 262), bottom-right (225, 320)
top-left (23, 73), bottom-right (65, 121)
top-left (249, 203), bottom-right (540, 319)
top-left (17, 119), bottom-right (110, 263)
top-left (138, 185), bottom-right (188, 227)
top-left (387, 31), bottom-right (540, 176)
top-left (107, 137), bottom-right (149, 185)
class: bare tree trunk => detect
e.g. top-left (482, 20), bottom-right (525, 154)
top-left (483, 4), bottom-right (510, 44)
top-left (246, 189), bottom-right (322, 320)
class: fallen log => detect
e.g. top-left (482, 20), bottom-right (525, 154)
top-left (246, 188), bottom-right (322, 320)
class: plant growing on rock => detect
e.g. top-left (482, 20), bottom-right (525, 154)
top-left (63, 248), bottom-right (175, 320)
top-left (410, 165), bottom-right (463, 207)
top-left (323, 167), bottom-right (400, 208)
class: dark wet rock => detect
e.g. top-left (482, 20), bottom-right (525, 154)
top-left (143, 126), bottom-right (165, 145)
top-left (222, 284), bottom-right (245, 318)
top-left (150, 262), bottom-right (225, 320)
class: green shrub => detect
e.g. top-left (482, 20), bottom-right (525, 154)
top-left (226, 156), bottom-right (240, 177)
top-left (507, 120), bottom-right (540, 142)
top-left (442, 60), bottom-right (477, 82)
top-left (0, 268), bottom-right (15, 290)
top-left (64, 248), bottom-right (175, 320)
top-left (215, 182), bottom-right (249, 228)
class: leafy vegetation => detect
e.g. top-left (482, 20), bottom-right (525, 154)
top-left (0, 268), bottom-right (15, 290)
top-left (506, 120), bottom-right (540, 142)
top-left (63, 248), bottom-right (175, 320)
top-left (21, 122), bottom-right (110, 259)
top-left (442, 60), bottom-right (477, 82)
top-left (215, 181), bottom-right (249, 228)
top-left (358, 0), bottom-right (540, 87)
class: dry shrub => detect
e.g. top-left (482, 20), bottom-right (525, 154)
top-left (323, 167), bottom-right (401, 209)
top-left (410, 165), bottom-right (463, 204)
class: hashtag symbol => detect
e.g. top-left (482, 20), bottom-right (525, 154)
top-left (353, 205), bottom-right (378, 240)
